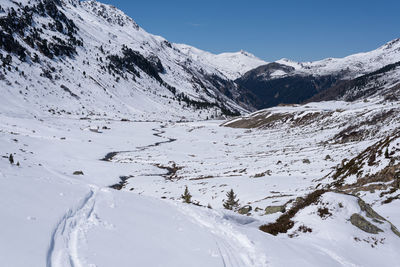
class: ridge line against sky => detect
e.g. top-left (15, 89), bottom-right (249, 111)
top-left (100, 0), bottom-right (400, 62)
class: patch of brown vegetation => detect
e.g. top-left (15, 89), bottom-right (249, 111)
top-left (332, 110), bottom-right (395, 144)
top-left (317, 207), bottom-right (332, 219)
top-left (259, 189), bottom-right (326, 235)
top-left (223, 112), bottom-right (292, 129)
top-left (298, 225), bottom-right (313, 233)
top-left (331, 133), bottom-right (399, 188)
top-left (335, 163), bottom-right (400, 195)
top-left (292, 111), bottom-right (332, 127)
top-left (382, 194), bottom-right (400, 204)
top-left (252, 170), bottom-right (272, 178)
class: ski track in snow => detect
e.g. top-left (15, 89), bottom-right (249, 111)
top-left (46, 125), bottom-right (173, 267)
top-left (316, 247), bottom-right (362, 267)
top-left (176, 204), bottom-right (268, 267)
top-left (46, 187), bottom-right (98, 267)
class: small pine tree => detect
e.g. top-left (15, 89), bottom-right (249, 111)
top-left (181, 186), bottom-right (192, 203)
top-left (9, 154), bottom-right (14, 164)
top-left (385, 147), bottom-right (390, 158)
top-left (223, 189), bottom-right (239, 210)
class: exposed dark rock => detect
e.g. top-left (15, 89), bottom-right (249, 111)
top-left (238, 205), bottom-right (252, 215)
top-left (350, 213), bottom-right (383, 234)
top-left (358, 199), bottom-right (385, 221)
top-left (264, 205), bottom-right (286, 215)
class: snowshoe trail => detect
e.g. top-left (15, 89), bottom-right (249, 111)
top-left (46, 187), bottom-right (98, 267)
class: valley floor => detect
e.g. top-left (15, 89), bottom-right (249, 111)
top-left (1, 114), bottom-right (399, 267)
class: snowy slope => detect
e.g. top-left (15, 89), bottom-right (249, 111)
top-left (176, 44), bottom-right (268, 80)
top-left (0, 0), bottom-right (251, 120)
top-left (2, 97), bottom-right (400, 266)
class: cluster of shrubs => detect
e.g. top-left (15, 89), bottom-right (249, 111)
top-left (175, 92), bottom-right (240, 116)
top-left (107, 45), bottom-right (163, 82)
top-left (0, 30), bottom-right (27, 62)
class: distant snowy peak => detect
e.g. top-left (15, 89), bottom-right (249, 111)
top-left (275, 58), bottom-right (303, 70)
top-left (275, 38), bottom-right (400, 78)
top-left (175, 44), bottom-right (268, 80)
top-left (379, 37), bottom-right (400, 51)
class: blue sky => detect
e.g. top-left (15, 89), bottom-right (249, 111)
top-left (101, 0), bottom-right (400, 62)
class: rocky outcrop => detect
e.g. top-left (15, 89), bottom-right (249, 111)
top-left (350, 198), bottom-right (400, 237)
top-left (264, 205), bottom-right (286, 215)
top-left (238, 205), bottom-right (252, 215)
top-left (350, 213), bottom-right (383, 234)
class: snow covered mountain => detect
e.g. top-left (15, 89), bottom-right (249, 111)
top-left (0, 0), bottom-right (263, 120)
top-left (2, 0), bottom-right (399, 117)
top-left (236, 39), bottom-right (400, 109)
top-left (276, 38), bottom-right (400, 79)
top-left (176, 44), bottom-right (268, 80)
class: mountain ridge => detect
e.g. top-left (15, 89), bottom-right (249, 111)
top-left (0, 0), bottom-right (259, 120)
top-left (1, 0), bottom-right (400, 118)
top-left (235, 38), bottom-right (400, 109)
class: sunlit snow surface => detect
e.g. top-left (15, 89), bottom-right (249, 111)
top-left (1, 99), bottom-right (400, 266)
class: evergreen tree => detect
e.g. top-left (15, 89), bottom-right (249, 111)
top-left (385, 147), bottom-right (390, 158)
top-left (223, 189), bottom-right (239, 210)
top-left (181, 186), bottom-right (192, 204)
top-left (9, 154), bottom-right (14, 164)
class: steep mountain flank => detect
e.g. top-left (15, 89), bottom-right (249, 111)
top-left (0, 0), bottom-right (263, 120)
